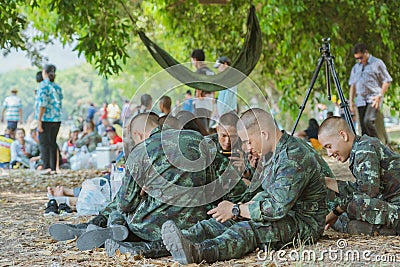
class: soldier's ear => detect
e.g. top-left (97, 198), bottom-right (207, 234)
top-left (260, 130), bottom-right (269, 141)
top-left (338, 130), bottom-right (349, 142)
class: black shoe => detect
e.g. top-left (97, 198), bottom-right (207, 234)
top-left (44, 199), bottom-right (59, 216)
top-left (76, 225), bottom-right (129, 251)
top-left (58, 203), bottom-right (73, 216)
top-left (49, 223), bottom-right (88, 241)
top-left (88, 214), bottom-right (108, 228)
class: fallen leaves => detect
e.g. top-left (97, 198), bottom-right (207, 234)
top-left (1, 160), bottom-right (400, 266)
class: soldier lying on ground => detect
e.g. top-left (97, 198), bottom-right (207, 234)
top-left (49, 112), bottom-right (247, 258)
top-left (160, 108), bottom-right (333, 264)
top-left (319, 116), bottom-right (400, 235)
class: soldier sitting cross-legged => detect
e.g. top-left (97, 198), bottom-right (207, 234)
top-left (319, 116), bottom-right (400, 235)
top-left (49, 112), bottom-right (247, 258)
top-left (161, 108), bottom-right (333, 264)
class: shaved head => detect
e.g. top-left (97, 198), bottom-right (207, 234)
top-left (129, 112), bottom-right (159, 143)
top-left (237, 108), bottom-right (276, 134)
top-left (237, 108), bottom-right (279, 157)
top-left (318, 116), bottom-right (355, 163)
top-left (318, 116), bottom-right (353, 138)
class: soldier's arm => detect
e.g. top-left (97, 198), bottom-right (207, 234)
top-left (117, 152), bottom-right (143, 213)
top-left (352, 145), bottom-right (381, 198)
top-left (248, 160), bottom-right (306, 222)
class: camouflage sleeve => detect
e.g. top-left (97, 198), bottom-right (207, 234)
top-left (99, 194), bottom-right (118, 218)
top-left (207, 153), bottom-right (247, 206)
top-left (116, 152), bottom-right (143, 213)
top-left (75, 135), bottom-right (89, 148)
top-left (248, 159), bottom-right (306, 222)
top-left (352, 145), bottom-right (381, 198)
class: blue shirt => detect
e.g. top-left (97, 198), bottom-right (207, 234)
top-left (182, 98), bottom-right (194, 113)
top-left (216, 86), bottom-right (237, 115)
top-left (2, 94), bottom-right (22, 122)
top-left (35, 78), bottom-right (63, 122)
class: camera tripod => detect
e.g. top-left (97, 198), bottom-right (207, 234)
top-left (291, 38), bottom-right (356, 135)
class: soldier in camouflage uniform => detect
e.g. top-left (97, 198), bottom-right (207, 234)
top-left (75, 120), bottom-right (101, 152)
top-left (319, 116), bottom-right (400, 235)
top-left (205, 112), bottom-right (259, 184)
top-left (74, 112), bottom-right (247, 255)
top-left (161, 108), bottom-right (332, 264)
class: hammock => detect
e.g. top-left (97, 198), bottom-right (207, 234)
top-left (138, 5), bottom-right (262, 92)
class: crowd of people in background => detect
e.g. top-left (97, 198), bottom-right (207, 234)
top-left (0, 44), bottom-right (399, 265)
top-left (0, 43), bottom-right (395, 175)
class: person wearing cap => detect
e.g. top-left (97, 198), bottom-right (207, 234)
top-left (1, 88), bottom-right (23, 131)
top-left (35, 64), bottom-right (63, 174)
top-left (106, 125), bottom-right (122, 145)
top-left (214, 56), bottom-right (238, 117)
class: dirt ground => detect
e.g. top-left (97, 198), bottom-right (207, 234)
top-left (1, 157), bottom-right (400, 267)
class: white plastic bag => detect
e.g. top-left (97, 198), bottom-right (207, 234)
top-left (70, 146), bottom-right (91, 170)
top-left (76, 177), bottom-right (111, 215)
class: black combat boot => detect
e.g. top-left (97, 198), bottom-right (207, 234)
top-left (76, 224), bottom-right (129, 251)
top-left (105, 239), bottom-right (170, 258)
top-left (161, 220), bottom-right (219, 264)
top-left (48, 214), bottom-right (107, 241)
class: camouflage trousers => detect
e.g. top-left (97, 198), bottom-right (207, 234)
top-left (182, 217), bottom-right (311, 261)
top-left (338, 181), bottom-right (400, 228)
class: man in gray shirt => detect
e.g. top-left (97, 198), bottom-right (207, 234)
top-left (349, 43), bottom-right (392, 139)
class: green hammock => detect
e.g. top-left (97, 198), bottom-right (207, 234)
top-left (138, 5), bottom-right (262, 92)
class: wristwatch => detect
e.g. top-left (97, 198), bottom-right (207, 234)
top-left (332, 206), bottom-right (343, 216)
top-left (232, 204), bottom-right (241, 220)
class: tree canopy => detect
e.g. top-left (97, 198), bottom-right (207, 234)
top-left (1, 0), bottom-right (399, 123)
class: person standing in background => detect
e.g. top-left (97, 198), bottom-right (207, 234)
top-left (107, 100), bottom-right (121, 125)
top-left (35, 64), bottom-right (63, 174)
top-left (349, 43), bottom-right (392, 140)
top-left (86, 102), bottom-right (96, 123)
top-left (213, 56), bottom-right (237, 117)
top-left (191, 49), bottom-right (215, 131)
top-left (182, 90), bottom-right (194, 113)
top-left (1, 88), bottom-right (23, 131)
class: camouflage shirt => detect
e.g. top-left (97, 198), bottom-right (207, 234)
top-left (337, 135), bottom-right (400, 209)
top-left (248, 132), bottom-right (332, 238)
top-left (75, 131), bottom-right (102, 152)
top-left (113, 127), bottom-right (246, 241)
top-left (206, 133), bottom-right (257, 181)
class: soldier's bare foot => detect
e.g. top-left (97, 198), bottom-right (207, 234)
top-left (54, 186), bottom-right (65, 196)
top-left (47, 186), bottom-right (65, 197)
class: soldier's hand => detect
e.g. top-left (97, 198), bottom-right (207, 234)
top-left (207, 200), bottom-right (234, 223)
top-left (229, 153), bottom-right (244, 173)
top-left (325, 211), bottom-right (339, 230)
top-left (248, 153), bottom-right (259, 168)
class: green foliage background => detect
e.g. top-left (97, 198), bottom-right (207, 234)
top-left (1, 0), bottom-right (399, 129)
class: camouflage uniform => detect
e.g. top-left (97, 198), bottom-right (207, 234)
top-left (75, 131), bottom-right (101, 152)
top-left (103, 127), bottom-right (246, 241)
top-left (177, 132), bottom-right (332, 260)
top-left (331, 135), bottom-right (400, 228)
top-left (206, 133), bottom-right (257, 181)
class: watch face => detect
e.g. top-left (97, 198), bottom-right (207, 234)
top-left (232, 205), bottom-right (240, 216)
